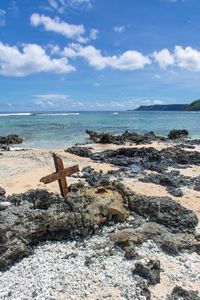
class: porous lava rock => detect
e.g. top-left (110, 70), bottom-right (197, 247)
top-left (168, 129), bottom-right (189, 140)
top-left (132, 260), bottom-right (161, 285)
top-left (167, 286), bottom-right (200, 300)
top-left (0, 134), bottom-right (23, 145)
top-left (0, 183), bottom-right (129, 270)
top-left (0, 181), bottom-right (199, 270)
top-left (85, 129), bottom-right (165, 145)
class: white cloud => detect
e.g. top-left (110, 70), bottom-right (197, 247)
top-left (48, 0), bottom-right (93, 13)
top-left (68, 0), bottom-right (93, 8)
top-left (0, 9), bottom-right (6, 26)
top-left (153, 48), bottom-right (174, 69)
top-left (30, 13), bottom-right (97, 43)
top-left (30, 13), bottom-right (85, 39)
top-left (153, 46), bottom-right (200, 71)
top-left (0, 42), bottom-right (75, 77)
top-left (174, 46), bottom-right (200, 71)
top-left (89, 29), bottom-right (98, 40)
top-left (113, 26), bottom-right (125, 33)
top-left (62, 43), bottom-right (151, 70)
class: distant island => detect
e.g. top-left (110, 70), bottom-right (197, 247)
top-left (134, 99), bottom-right (200, 111)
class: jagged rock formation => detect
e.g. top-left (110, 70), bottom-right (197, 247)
top-left (0, 183), bottom-right (129, 270)
top-left (0, 181), bottom-right (199, 270)
top-left (168, 129), bottom-right (189, 139)
top-left (140, 170), bottom-right (200, 197)
top-left (86, 129), bottom-right (165, 145)
top-left (66, 145), bottom-right (200, 170)
top-left (0, 134), bottom-right (23, 151)
top-left (0, 134), bottom-right (23, 145)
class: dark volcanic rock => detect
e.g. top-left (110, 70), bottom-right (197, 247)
top-left (0, 181), bottom-right (199, 270)
top-left (128, 192), bottom-right (198, 233)
top-left (81, 166), bottom-right (108, 186)
top-left (168, 129), bottom-right (189, 140)
top-left (0, 187), bottom-right (6, 196)
top-left (112, 181), bottom-right (198, 233)
top-left (0, 134), bottom-right (23, 145)
top-left (86, 129), bottom-right (165, 145)
top-left (132, 260), bottom-right (161, 285)
top-left (0, 187), bottom-right (6, 203)
top-left (0, 183), bottom-right (129, 270)
top-left (140, 171), bottom-right (200, 197)
top-left (66, 145), bottom-right (200, 173)
top-left (167, 286), bottom-right (200, 300)
top-left (66, 146), bottom-right (93, 158)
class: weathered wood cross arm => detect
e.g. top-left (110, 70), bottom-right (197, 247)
top-left (40, 153), bottom-right (79, 197)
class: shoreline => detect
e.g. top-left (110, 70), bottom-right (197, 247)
top-left (1, 134), bottom-right (200, 300)
top-left (1, 140), bottom-right (200, 222)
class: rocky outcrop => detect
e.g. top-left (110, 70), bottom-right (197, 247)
top-left (66, 145), bottom-right (200, 171)
top-left (127, 193), bottom-right (198, 233)
top-left (0, 181), bottom-right (199, 270)
top-left (168, 129), bottom-right (189, 140)
top-left (0, 183), bottom-right (129, 270)
top-left (140, 170), bottom-right (200, 197)
top-left (67, 146), bottom-right (93, 158)
top-left (86, 129), bottom-right (165, 145)
top-left (0, 134), bottom-right (23, 145)
top-left (85, 129), bottom-right (192, 145)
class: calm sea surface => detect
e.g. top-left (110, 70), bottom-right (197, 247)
top-left (0, 111), bottom-right (200, 149)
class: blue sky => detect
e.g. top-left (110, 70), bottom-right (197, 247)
top-left (0, 0), bottom-right (200, 111)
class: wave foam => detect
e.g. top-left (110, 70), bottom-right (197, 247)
top-left (0, 113), bottom-right (32, 117)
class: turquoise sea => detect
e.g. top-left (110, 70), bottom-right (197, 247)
top-left (0, 111), bottom-right (200, 149)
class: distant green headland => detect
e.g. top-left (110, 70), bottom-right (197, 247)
top-left (133, 99), bottom-right (200, 112)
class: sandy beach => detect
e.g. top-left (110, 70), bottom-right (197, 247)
top-left (1, 139), bottom-right (200, 300)
top-left (1, 141), bottom-right (200, 222)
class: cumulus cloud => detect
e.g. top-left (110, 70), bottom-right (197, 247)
top-left (0, 42), bottom-right (75, 77)
top-left (174, 46), bottom-right (200, 71)
top-left (0, 9), bottom-right (6, 26)
top-left (153, 46), bottom-right (200, 71)
top-left (153, 48), bottom-right (174, 69)
top-left (113, 26), bottom-right (125, 33)
top-left (48, 0), bottom-right (93, 13)
top-left (62, 43), bottom-right (151, 70)
top-left (31, 13), bottom-right (85, 40)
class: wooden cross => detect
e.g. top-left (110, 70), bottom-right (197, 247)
top-left (40, 153), bottom-right (79, 197)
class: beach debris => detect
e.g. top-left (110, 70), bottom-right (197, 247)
top-left (40, 153), bottom-right (79, 197)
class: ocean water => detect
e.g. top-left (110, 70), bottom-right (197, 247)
top-left (0, 111), bottom-right (200, 149)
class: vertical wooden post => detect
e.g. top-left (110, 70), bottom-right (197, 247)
top-left (53, 153), bottom-right (68, 197)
